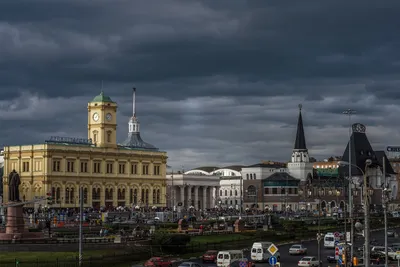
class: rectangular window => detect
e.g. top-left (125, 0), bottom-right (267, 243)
top-left (107, 132), bottom-right (111, 142)
top-left (106, 162), bottom-right (113, 174)
top-left (131, 163), bottom-right (137, 174)
top-left (153, 165), bottom-right (160, 175)
top-left (80, 161), bottom-right (88, 173)
top-left (142, 164), bottom-right (149, 175)
top-left (52, 160), bottom-right (61, 172)
top-left (22, 162), bottom-right (30, 172)
top-left (34, 161), bottom-right (42, 172)
top-left (264, 187), bottom-right (269, 195)
top-left (93, 162), bottom-right (101, 173)
top-left (119, 163), bottom-right (125, 174)
top-left (272, 188), bottom-right (277, 194)
top-left (67, 161), bottom-right (75, 172)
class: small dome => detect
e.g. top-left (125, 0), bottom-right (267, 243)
top-left (90, 91), bottom-right (114, 103)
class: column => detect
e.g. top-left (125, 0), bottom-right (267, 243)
top-left (202, 186), bottom-right (208, 209)
top-left (187, 185), bottom-right (192, 207)
top-left (113, 186), bottom-right (118, 207)
top-left (172, 186), bottom-right (177, 207)
top-left (194, 186), bottom-right (199, 210)
top-left (180, 186), bottom-right (185, 207)
top-left (209, 187), bottom-right (215, 208)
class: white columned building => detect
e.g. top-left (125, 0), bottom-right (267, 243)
top-left (166, 173), bottom-right (219, 210)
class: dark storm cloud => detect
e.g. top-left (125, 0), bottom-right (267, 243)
top-left (1, 0), bottom-right (400, 168)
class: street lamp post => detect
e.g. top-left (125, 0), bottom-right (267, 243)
top-left (338, 159), bottom-right (372, 266)
top-left (343, 108), bottom-right (355, 261)
top-left (363, 159), bottom-right (372, 267)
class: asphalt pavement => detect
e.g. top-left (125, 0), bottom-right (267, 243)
top-left (187, 229), bottom-right (397, 267)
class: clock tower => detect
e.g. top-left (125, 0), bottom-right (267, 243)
top-left (87, 91), bottom-right (118, 148)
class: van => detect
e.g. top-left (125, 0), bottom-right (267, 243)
top-left (217, 250), bottom-right (244, 267)
top-left (251, 242), bottom-right (280, 262)
top-left (324, 233), bottom-right (335, 248)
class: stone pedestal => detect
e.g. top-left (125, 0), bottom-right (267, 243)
top-left (0, 202), bottom-right (44, 240)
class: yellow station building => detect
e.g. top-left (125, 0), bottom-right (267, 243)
top-left (2, 90), bottom-right (168, 209)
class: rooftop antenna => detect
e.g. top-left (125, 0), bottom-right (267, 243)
top-left (133, 87), bottom-right (136, 117)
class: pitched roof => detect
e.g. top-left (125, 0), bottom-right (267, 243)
top-left (221, 165), bottom-right (245, 172)
top-left (375, 151), bottom-right (396, 175)
top-left (246, 162), bottom-right (286, 168)
top-left (339, 123), bottom-right (380, 176)
top-left (120, 132), bottom-right (158, 150)
top-left (294, 106), bottom-right (307, 150)
top-left (90, 91), bottom-right (114, 103)
top-left (263, 172), bottom-right (299, 182)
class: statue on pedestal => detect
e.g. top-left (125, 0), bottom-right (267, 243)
top-left (8, 170), bottom-right (20, 202)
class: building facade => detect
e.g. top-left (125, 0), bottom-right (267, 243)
top-left (2, 90), bottom-right (168, 209)
top-left (166, 172), bottom-right (219, 210)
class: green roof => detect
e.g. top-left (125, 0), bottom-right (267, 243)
top-left (90, 91), bottom-right (114, 103)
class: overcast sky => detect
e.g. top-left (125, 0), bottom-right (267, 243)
top-left (1, 0), bottom-right (400, 170)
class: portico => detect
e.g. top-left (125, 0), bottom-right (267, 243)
top-left (166, 173), bottom-right (219, 210)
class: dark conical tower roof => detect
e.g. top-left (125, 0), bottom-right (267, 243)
top-left (294, 104), bottom-right (307, 150)
top-left (339, 123), bottom-right (379, 176)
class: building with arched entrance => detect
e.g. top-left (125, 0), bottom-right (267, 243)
top-left (2, 89), bottom-right (167, 209)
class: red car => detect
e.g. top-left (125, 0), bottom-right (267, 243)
top-left (202, 250), bottom-right (218, 263)
top-left (144, 257), bottom-right (175, 267)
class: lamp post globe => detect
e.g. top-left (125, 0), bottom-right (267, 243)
top-left (355, 221), bottom-right (363, 231)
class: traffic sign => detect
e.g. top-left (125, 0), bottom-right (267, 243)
top-left (239, 261), bottom-right (246, 267)
top-left (339, 246), bottom-right (343, 255)
top-left (269, 256), bottom-right (277, 265)
top-left (338, 257), bottom-right (342, 265)
top-left (335, 247), bottom-right (339, 260)
top-left (334, 240), bottom-right (339, 246)
top-left (268, 243), bottom-right (278, 255)
top-left (334, 232), bottom-right (340, 237)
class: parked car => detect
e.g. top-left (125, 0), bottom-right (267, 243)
top-left (298, 256), bottom-right (320, 267)
top-left (326, 255), bottom-right (336, 263)
top-left (289, 244), bottom-right (307, 255)
top-left (144, 257), bottom-right (178, 267)
top-left (229, 258), bottom-right (255, 267)
top-left (202, 250), bottom-right (218, 263)
top-left (177, 262), bottom-right (202, 267)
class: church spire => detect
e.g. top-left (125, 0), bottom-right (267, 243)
top-left (294, 104), bottom-right (307, 151)
top-left (129, 87), bottom-right (139, 133)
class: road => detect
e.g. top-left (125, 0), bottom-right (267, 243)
top-left (187, 229), bottom-right (396, 267)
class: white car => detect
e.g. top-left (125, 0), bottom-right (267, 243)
top-left (372, 246), bottom-right (398, 260)
top-left (298, 256), bottom-right (320, 267)
top-left (289, 244), bottom-right (307, 255)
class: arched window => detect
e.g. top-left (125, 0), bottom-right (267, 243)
top-left (250, 174), bottom-right (253, 179)
top-left (247, 185), bottom-right (256, 197)
top-left (230, 190), bottom-right (232, 196)
top-left (56, 187), bottom-right (61, 203)
top-left (254, 174), bottom-right (256, 179)
top-left (130, 189), bottom-right (133, 203)
top-left (145, 189), bottom-right (149, 203)
top-left (153, 189), bottom-right (156, 203)
top-left (107, 131), bottom-right (111, 142)
top-left (83, 188), bottom-right (88, 204)
top-left (225, 190), bottom-right (227, 196)
top-left (156, 189), bottom-right (160, 204)
top-left (141, 189), bottom-right (145, 203)
top-left (93, 130), bottom-right (98, 142)
top-left (235, 190), bottom-right (238, 196)
top-left (92, 188), bottom-right (100, 200)
top-left (220, 190), bottom-right (222, 196)
top-left (134, 189), bottom-right (138, 204)
top-left (246, 174), bottom-right (249, 180)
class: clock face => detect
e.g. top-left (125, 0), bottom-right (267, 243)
top-left (106, 113), bottom-right (112, 121)
top-left (92, 112), bottom-right (99, 122)
top-left (352, 123), bottom-right (366, 133)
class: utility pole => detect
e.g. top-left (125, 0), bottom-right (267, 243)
top-left (364, 160), bottom-right (372, 267)
top-left (383, 156), bottom-right (388, 267)
top-left (343, 108), bottom-right (355, 263)
top-left (78, 187), bottom-right (83, 266)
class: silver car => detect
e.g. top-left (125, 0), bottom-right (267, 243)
top-left (178, 262), bottom-right (202, 267)
top-left (289, 244), bottom-right (307, 255)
